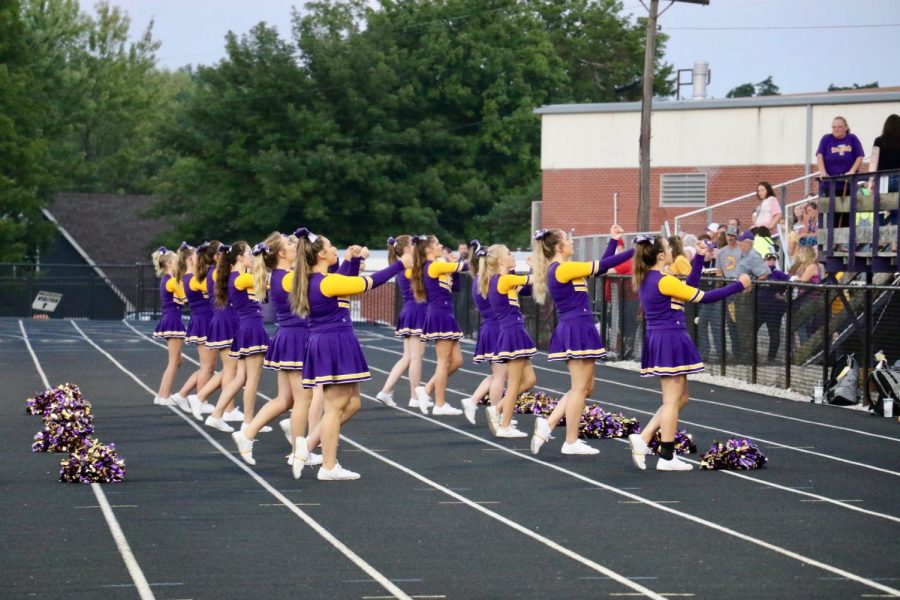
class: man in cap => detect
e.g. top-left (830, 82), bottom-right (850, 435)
top-left (729, 230), bottom-right (772, 364)
top-left (757, 252), bottom-right (789, 364)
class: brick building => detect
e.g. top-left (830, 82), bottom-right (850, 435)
top-left (534, 89), bottom-right (900, 236)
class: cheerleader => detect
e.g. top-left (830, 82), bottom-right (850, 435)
top-left (484, 244), bottom-right (536, 437)
top-left (459, 240), bottom-right (501, 426)
top-left (291, 227), bottom-right (413, 480)
top-left (529, 225), bottom-right (633, 456)
top-left (412, 235), bottom-right (465, 416)
top-left (204, 242), bottom-right (271, 433)
top-left (376, 235), bottom-right (428, 410)
top-left (188, 242), bottom-right (239, 421)
top-left (170, 242), bottom-right (216, 412)
top-left (151, 246), bottom-right (186, 405)
top-left (230, 232), bottom-right (307, 466)
top-left (627, 236), bottom-right (749, 471)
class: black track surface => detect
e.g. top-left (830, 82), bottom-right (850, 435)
top-left (2, 318), bottom-right (899, 600)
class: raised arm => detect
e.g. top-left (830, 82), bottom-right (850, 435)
top-left (427, 259), bottom-right (466, 278)
top-left (337, 256), bottom-right (363, 276)
top-left (320, 261), bottom-right (405, 297)
top-left (497, 274), bottom-right (532, 294)
top-left (686, 253), bottom-right (704, 288)
top-left (658, 274), bottom-right (746, 304)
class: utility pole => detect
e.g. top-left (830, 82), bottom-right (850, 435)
top-left (637, 0), bottom-right (708, 233)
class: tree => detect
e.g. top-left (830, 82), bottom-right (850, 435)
top-left (828, 81), bottom-right (878, 92)
top-left (725, 83), bottom-right (755, 98)
top-left (0, 0), bottom-right (55, 261)
top-left (726, 75), bottom-right (779, 98)
top-left (755, 75), bottom-right (779, 96)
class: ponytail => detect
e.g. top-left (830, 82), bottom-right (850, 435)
top-left (631, 235), bottom-right (666, 291)
top-left (467, 239), bottom-right (482, 276)
top-left (174, 241), bottom-right (193, 282)
top-left (530, 229), bottom-right (563, 305)
top-left (151, 246), bottom-right (171, 278)
top-left (387, 235), bottom-right (410, 264)
top-left (478, 244), bottom-right (504, 298)
top-left (251, 232), bottom-right (285, 300)
top-left (196, 240), bottom-right (221, 276)
top-left (214, 241), bottom-right (247, 309)
top-left (290, 227), bottom-right (325, 318)
top-left (410, 234), bottom-right (432, 303)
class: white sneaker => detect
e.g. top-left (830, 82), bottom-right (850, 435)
top-left (199, 401), bottom-right (215, 414)
top-left (561, 439), bottom-right (599, 455)
top-left (628, 434), bottom-right (650, 471)
top-left (205, 415), bottom-right (234, 433)
top-left (531, 417), bottom-right (552, 455)
top-left (460, 397), bottom-right (478, 425)
top-left (279, 419), bottom-right (292, 444)
top-left (317, 462), bottom-right (360, 481)
top-left (308, 453), bottom-right (323, 466)
top-left (375, 391), bottom-right (397, 407)
top-left (292, 436), bottom-right (309, 480)
top-left (408, 397), bottom-right (420, 408)
top-left (231, 431), bottom-right (255, 465)
top-left (153, 395), bottom-right (176, 406)
top-left (171, 392), bottom-right (191, 412)
top-left (485, 406), bottom-right (500, 435)
top-left (415, 386), bottom-right (432, 414)
top-left (239, 422), bottom-right (272, 435)
top-left (223, 408), bottom-right (244, 422)
top-left (432, 403), bottom-right (463, 416)
top-left (495, 425), bottom-right (528, 438)
top-left (188, 395), bottom-right (204, 420)
top-left (656, 456), bottom-right (693, 471)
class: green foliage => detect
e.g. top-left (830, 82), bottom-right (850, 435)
top-left (828, 81), bottom-right (879, 92)
top-left (725, 83), bottom-right (755, 98)
top-left (726, 75), bottom-right (779, 98)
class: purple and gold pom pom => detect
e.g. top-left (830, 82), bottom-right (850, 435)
top-left (32, 409), bottom-right (95, 453)
top-left (647, 430), bottom-right (697, 456)
top-left (59, 439), bottom-right (126, 484)
top-left (699, 438), bottom-right (767, 470)
top-left (26, 383), bottom-right (87, 416)
top-left (510, 392), bottom-right (641, 439)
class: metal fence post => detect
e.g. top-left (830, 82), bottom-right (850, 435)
top-left (822, 287), bottom-right (831, 388)
top-left (751, 281), bottom-right (759, 384)
top-left (784, 282), bottom-right (792, 389)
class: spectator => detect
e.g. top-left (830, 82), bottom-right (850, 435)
top-left (789, 245), bottom-right (823, 345)
top-left (713, 226), bottom-right (743, 360)
top-left (696, 233), bottom-right (722, 361)
top-left (867, 113), bottom-right (900, 235)
top-left (816, 116), bottom-right (864, 197)
top-left (757, 252), bottom-right (789, 364)
top-left (751, 181), bottom-right (783, 246)
top-left (786, 204), bottom-right (806, 260)
top-left (731, 230), bottom-right (772, 364)
top-left (604, 240), bottom-right (638, 360)
top-left (682, 233), bottom-right (698, 259)
top-left (803, 201), bottom-right (819, 248)
top-left (727, 218), bottom-right (741, 230)
top-left (666, 235), bottom-right (692, 276)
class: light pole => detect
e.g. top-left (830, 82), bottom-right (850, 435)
top-left (637, 0), bottom-right (709, 233)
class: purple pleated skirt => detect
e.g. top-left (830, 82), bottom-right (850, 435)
top-left (301, 325), bottom-right (370, 388)
top-left (492, 323), bottom-right (537, 363)
top-left (185, 308), bottom-right (213, 345)
top-left (395, 302), bottom-right (427, 338)
top-left (421, 308), bottom-right (463, 341)
top-left (205, 308), bottom-right (238, 350)
top-left (229, 317), bottom-right (269, 358)
top-left (640, 327), bottom-right (704, 377)
top-left (473, 318), bottom-right (500, 363)
top-left (152, 310), bottom-right (185, 339)
top-left (263, 325), bottom-right (309, 371)
top-left (547, 315), bottom-right (605, 361)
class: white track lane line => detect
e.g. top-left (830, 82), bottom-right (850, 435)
top-left (364, 361), bottom-right (900, 524)
top-left (119, 320), bottom-right (900, 596)
top-left (70, 321), bottom-right (413, 600)
top-left (362, 341), bottom-right (900, 479)
top-left (365, 329), bottom-right (900, 444)
top-left (116, 321), bottom-right (665, 599)
top-left (20, 320), bottom-right (157, 600)
top-left (355, 391), bottom-right (900, 598)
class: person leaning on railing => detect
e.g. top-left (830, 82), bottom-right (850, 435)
top-left (866, 113), bottom-right (900, 239)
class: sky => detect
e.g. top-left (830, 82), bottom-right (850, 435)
top-left (113, 0), bottom-right (900, 98)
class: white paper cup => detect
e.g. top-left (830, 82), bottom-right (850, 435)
top-left (813, 386), bottom-right (824, 404)
top-left (884, 399), bottom-right (894, 418)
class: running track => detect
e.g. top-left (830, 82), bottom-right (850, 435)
top-left (2, 318), bottom-right (899, 599)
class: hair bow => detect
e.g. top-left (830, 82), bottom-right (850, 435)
top-left (218, 244), bottom-right (232, 254)
top-left (178, 241), bottom-right (191, 251)
top-left (156, 246), bottom-right (168, 254)
top-left (197, 241), bottom-right (210, 252)
top-left (251, 242), bottom-right (269, 256)
top-left (533, 229), bottom-right (548, 241)
top-left (632, 234), bottom-right (654, 246)
top-left (469, 239), bottom-right (482, 252)
top-left (411, 234), bottom-right (428, 244)
top-left (475, 247), bottom-right (488, 258)
top-left (386, 236), bottom-right (397, 246)
top-left (293, 227), bottom-right (318, 244)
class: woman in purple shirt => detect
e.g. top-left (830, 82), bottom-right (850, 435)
top-left (816, 116), bottom-right (865, 196)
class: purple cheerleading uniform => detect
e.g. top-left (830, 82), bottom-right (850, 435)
top-left (472, 281), bottom-right (499, 363)
top-left (301, 261), bottom-right (405, 388)
top-left (183, 273), bottom-right (213, 345)
top-left (395, 269), bottom-right (427, 338)
top-left (263, 268), bottom-right (309, 371)
top-left (205, 268), bottom-right (239, 350)
top-left (639, 255), bottom-right (744, 377)
top-left (488, 273), bottom-right (536, 363)
top-left (420, 259), bottom-right (465, 341)
top-left (546, 239), bottom-right (633, 361)
top-left (227, 272), bottom-right (270, 358)
top-left (153, 274), bottom-right (186, 338)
